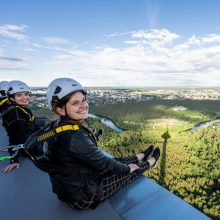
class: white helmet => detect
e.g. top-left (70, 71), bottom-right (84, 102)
top-left (0, 81), bottom-right (9, 92)
top-left (47, 78), bottom-right (86, 109)
top-left (7, 80), bottom-right (31, 96)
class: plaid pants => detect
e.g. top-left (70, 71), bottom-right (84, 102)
top-left (68, 155), bottom-right (150, 210)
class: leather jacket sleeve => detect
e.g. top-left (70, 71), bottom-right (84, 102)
top-left (68, 130), bottom-right (130, 174)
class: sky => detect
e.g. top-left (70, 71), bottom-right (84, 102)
top-left (0, 0), bottom-right (220, 87)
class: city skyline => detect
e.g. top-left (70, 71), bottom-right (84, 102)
top-left (1, 0), bottom-right (220, 87)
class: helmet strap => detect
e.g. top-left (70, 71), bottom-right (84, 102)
top-left (63, 103), bottom-right (72, 120)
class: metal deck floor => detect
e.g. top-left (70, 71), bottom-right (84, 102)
top-left (0, 124), bottom-right (210, 220)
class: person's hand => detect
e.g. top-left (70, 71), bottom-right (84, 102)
top-left (128, 163), bottom-right (140, 173)
top-left (1, 162), bottom-right (20, 173)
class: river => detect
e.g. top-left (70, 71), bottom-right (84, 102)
top-left (190, 119), bottom-right (220, 131)
top-left (89, 113), bottom-right (123, 133)
top-left (89, 113), bottom-right (220, 133)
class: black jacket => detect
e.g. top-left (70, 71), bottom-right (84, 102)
top-left (2, 103), bottom-right (39, 163)
top-left (48, 118), bottom-right (130, 203)
top-left (0, 97), bottom-right (9, 114)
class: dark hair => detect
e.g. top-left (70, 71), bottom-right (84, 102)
top-left (8, 94), bottom-right (15, 99)
top-left (0, 91), bottom-right (6, 96)
top-left (52, 90), bottom-right (88, 127)
top-left (51, 91), bottom-right (86, 110)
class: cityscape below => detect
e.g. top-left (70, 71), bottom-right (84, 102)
top-left (30, 87), bottom-right (220, 108)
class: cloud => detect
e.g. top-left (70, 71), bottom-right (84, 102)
top-left (1, 24), bottom-right (220, 87)
top-left (0, 48), bottom-right (4, 55)
top-left (0, 24), bottom-right (29, 41)
top-left (41, 37), bottom-right (72, 45)
top-left (202, 34), bottom-right (220, 44)
top-left (103, 31), bottom-right (133, 38)
top-left (175, 34), bottom-right (220, 50)
top-left (0, 56), bottom-right (25, 62)
top-left (130, 29), bottom-right (180, 46)
top-left (23, 47), bottom-right (36, 52)
top-left (49, 29), bottom-right (220, 86)
top-left (0, 55), bottom-right (27, 70)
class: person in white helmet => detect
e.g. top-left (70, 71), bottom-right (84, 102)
top-left (41, 77), bottom-right (160, 210)
top-left (0, 81), bottom-right (9, 97)
top-left (1, 80), bottom-right (39, 173)
top-left (0, 81), bottom-right (10, 116)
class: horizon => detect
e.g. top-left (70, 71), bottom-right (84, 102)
top-left (1, 0), bottom-right (220, 87)
top-left (31, 86), bottom-right (220, 89)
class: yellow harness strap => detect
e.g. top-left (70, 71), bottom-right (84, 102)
top-left (15, 105), bottom-right (35, 122)
top-left (55, 124), bottom-right (79, 133)
top-left (37, 124), bottom-right (79, 142)
top-left (0, 98), bottom-right (8, 106)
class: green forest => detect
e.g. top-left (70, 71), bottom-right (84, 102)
top-left (89, 99), bottom-right (220, 220)
top-left (34, 99), bottom-right (220, 219)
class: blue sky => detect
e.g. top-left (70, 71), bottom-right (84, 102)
top-left (0, 0), bottom-right (220, 87)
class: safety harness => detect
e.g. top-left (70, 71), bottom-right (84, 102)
top-left (22, 122), bottom-right (80, 173)
top-left (0, 118), bottom-right (103, 173)
top-left (0, 97), bottom-right (8, 106)
top-left (0, 121), bottom-right (80, 168)
top-left (1, 104), bottom-right (35, 122)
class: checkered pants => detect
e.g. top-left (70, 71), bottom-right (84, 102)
top-left (68, 155), bottom-right (150, 210)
